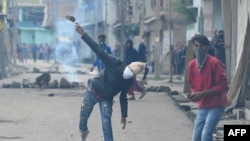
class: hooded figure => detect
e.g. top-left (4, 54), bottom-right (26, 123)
top-left (124, 39), bottom-right (138, 65)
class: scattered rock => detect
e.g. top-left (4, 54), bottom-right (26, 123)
top-left (2, 83), bottom-right (11, 88)
top-left (180, 105), bottom-right (191, 112)
top-left (76, 70), bottom-right (87, 74)
top-left (60, 78), bottom-right (72, 88)
top-left (48, 93), bottom-right (54, 97)
top-left (49, 80), bottom-right (59, 88)
top-left (159, 86), bottom-right (171, 93)
top-left (170, 91), bottom-right (179, 95)
top-left (22, 79), bottom-right (30, 88)
top-left (11, 82), bottom-right (21, 88)
top-left (146, 86), bottom-right (171, 93)
top-left (36, 72), bottom-right (51, 88)
top-left (33, 68), bottom-right (40, 73)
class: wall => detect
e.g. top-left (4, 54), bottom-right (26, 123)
top-left (35, 30), bottom-right (52, 45)
top-left (20, 30), bottom-right (33, 44)
top-left (20, 29), bottom-right (52, 45)
top-left (186, 0), bottom-right (202, 42)
top-left (203, 0), bottom-right (213, 38)
top-left (213, 0), bottom-right (223, 31)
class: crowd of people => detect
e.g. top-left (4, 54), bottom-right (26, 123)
top-left (16, 41), bottom-right (81, 65)
top-left (172, 44), bottom-right (187, 75)
top-left (17, 43), bottom-right (53, 63)
top-left (75, 23), bottom-right (228, 141)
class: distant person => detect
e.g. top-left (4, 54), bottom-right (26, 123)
top-left (90, 34), bottom-right (112, 72)
top-left (173, 45), bottom-right (182, 75)
top-left (75, 23), bottom-right (146, 141)
top-left (112, 44), bottom-right (120, 58)
top-left (180, 45), bottom-right (186, 74)
top-left (209, 29), bottom-right (218, 56)
top-left (31, 43), bottom-right (38, 63)
top-left (188, 34), bottom-right (228, 141)
top-left (138, 34), bottom-right (149, 80)
top-left (16, 44), bottom-right (22, 63)
top-left (214, 30), bottom-right (226, 66)
top-left (38, 44), bottom-right (44, 60)
top-left (21, 43), bottom-right (28, 63)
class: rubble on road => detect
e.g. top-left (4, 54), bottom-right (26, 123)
top-left (7, 64), bottom-right (29, 77)
top-left (2, 72), bottom-right (86, 89)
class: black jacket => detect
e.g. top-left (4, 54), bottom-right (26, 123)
top-left (124, 39), bottom-right (138, 65)
top-left (81, 34), bottom-right (133, 117)
top-left (138, 42), bottom-right (147, 62)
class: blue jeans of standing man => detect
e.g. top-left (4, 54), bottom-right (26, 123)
top-left (192, 107), bottom-right (224, 141)
top-left (79, 88), bottom-right (113, 141)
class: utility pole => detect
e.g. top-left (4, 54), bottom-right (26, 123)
top-left (11, 0), bottom-right (18, 64)
top-left (154, 0), bottom-right (161, 78)
top-left (120, 0), bottom-right (126, 61)
top-left (168, 0), bottom-right (173, 82)
top-left (104, 0), bottom-right (108, 38)
top-left (94, 0), bottom-right (98, 41)
top-left (139, 0), bottom-right (144, 37)
top-left (0, 14), bottom-right (7, 79)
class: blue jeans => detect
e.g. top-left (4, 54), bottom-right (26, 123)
top-left (192, 107), bottom-right (224, 141)
top-left (79, 89), bottom-right (114, 141)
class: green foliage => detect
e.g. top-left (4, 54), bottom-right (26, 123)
top-left (173, 0), bottom-right (196, 23)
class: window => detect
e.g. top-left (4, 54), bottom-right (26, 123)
top-left (151, 0), bottom-right (164, 8)
top-left (22, 7), bottom-right (44, 24)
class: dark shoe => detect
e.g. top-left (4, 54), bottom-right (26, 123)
top-left (81, 130), bottom-right (89, 141)
top-left (139, 89), bottom-right (147, 99)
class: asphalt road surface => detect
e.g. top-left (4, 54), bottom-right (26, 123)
top-left (0, 60), bottom-right (193, 141)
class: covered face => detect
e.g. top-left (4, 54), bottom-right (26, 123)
top-left (98, 35), bottom-right (105, 44)
top-left (192, 35), bottom-right (210, 70)
top-left (123, 62), bottom-right (146, 79)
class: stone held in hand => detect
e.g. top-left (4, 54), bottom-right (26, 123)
top-left (65, 15), bottom-right (76, 23)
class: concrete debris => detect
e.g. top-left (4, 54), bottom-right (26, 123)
top-left (48, 93), bottom-right (54, 97)
top-left (7, 65), bottom-right (29, 77)
top-left (60, 77), bottom-right (72, 88)
top-left (76, 70), bottom-right (87, 74)
top-left (146, 86), bottom-right (171, 92)
top-left (2, 78), bottom-right (86, 89)
top-left (49, 80), bottom-right (59, 88)
top-left (170, 90), bottom-right (179, 95)
top-left (33, 68), bottom-right (40, 73)
top-left (2, 83), bottom-right (11, 88)
top-left (22, 79), bottom-right (30, 88)
top-left (11, 82), bottom-right (21, 88)
top-left (36, 72), bottom-right (51, 88)
top-left (72, 81), bottom-right (86, 89)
